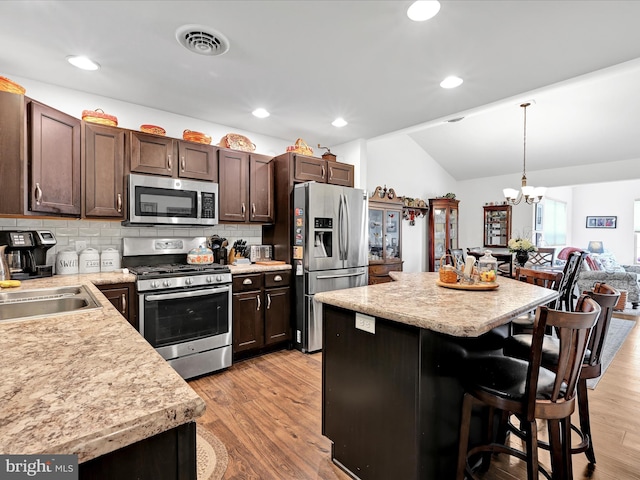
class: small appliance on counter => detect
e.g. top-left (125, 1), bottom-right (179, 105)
top-left (0, 230), bottom-right (56, 280)
top-left (207, 235), bottom-right (228, 265)
top-left (248, 245), bottom-right (273, 263)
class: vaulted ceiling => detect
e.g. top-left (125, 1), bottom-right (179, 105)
top-left (2, 1), bottom-right (640, 180)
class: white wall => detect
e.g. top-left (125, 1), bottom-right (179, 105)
top-left (569, 179), bottom-right (640, 264)
top-left (9, 73), bottom-right (291, 157)
top-left (367, 135), bottom-right (457, 272)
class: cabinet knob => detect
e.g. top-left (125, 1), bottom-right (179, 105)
top-left (241, 203), bottom-right (246, 216)
top-left (251, 203), bottom-right (256, 217)
top-left (117, 193), bottom-right (123, 213)
top-left (329, 166), bottom-right (333, 180)
top-left (121, 293), bottom-right (126, 315)
top-left (321, 165), bottom-right (326, 179)
top-left (274, 275), bottom-right (282, 282)
top-left (256, 294), bottom-right (261, 310)
top-left (266, 293), bottom-right (271, 309)
top-left (167, 154), bottom-right (172, 170)
top-left (35, 183), bottom-right (43, 205)
top-left (181, 157), bottom-right (186, 171)
top-left (243, 278), bottom-right (253, 285)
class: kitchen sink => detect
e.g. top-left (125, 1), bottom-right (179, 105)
top-left (0, 285), bottom-right (102, 322)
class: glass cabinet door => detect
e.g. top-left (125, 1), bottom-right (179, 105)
top-left (449, 207), bottom-right (458, 250)
top-left (433, 207), bottom-right (447, 270)
top-left (369, 208), bottom-right (383, 261)
top-left (386, 210), bottom-right (401, 260)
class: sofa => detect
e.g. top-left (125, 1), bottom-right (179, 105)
top-left (561, 248), bottom-right (640, 309)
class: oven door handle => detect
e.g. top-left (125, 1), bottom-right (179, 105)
top-left (145, 286), bottom-right (230, 302)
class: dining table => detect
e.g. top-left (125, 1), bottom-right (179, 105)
top-left (467, 247), bottom-right (514, 277)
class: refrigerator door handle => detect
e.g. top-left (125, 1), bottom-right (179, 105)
top-left (316, 271), bottom-right (366, 280)
top-left (343, 193), bottom-right (351, 261)
top-left (338, 194), bottom-right (344, 260)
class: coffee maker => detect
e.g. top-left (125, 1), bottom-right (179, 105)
top-left (0, 230), bottom-right (56, 280)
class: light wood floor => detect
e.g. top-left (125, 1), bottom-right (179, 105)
top-left (189, 317), bottom-right (640, 479)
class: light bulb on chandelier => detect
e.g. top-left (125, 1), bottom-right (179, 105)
top-left (503, 102), bottom-right (546, 205)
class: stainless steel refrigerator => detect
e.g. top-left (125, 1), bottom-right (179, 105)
top-left (293, 182), bottom-right (368, 352)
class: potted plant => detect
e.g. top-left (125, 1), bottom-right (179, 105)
top-left (508, 237), bottom-right (537, 267)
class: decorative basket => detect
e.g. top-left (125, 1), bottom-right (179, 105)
top-left (0, 76), bottom-right (26, 95)
top-left (614, 289), bottom-right (628, 311)
top-left (286, 138), bottom-right (314, 155)
top-left (219, 133), bottom-right (256, 152)
top-left (140, 124), bottom-right (166, 136)
top-left (183, 129), bottom-right (212, 144)
top-left (439, 255), bottom-right (458, 283)
top-left (82, 108), bottom-right (118, 126)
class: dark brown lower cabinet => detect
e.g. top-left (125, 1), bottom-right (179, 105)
top-left (79, 422), bottom-right (196, 480)
top-left (232, 270), bottom-right (291, 359)
top-left (96, 283), bottom-right (137, 329)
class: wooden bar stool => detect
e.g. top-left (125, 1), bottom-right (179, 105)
top-left (503, 282), bottom-right (620, 464)
top-left (456, 295), bottom-right (601, 479)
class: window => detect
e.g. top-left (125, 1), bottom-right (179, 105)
top-left (542, 198), bottom-right (567, 246)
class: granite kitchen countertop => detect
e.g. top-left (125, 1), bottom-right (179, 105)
top-left (314, 271), bottom-right (558, 337)
top-left (0, 272), bottom-right (205, 462)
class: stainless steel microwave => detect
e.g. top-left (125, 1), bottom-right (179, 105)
top-left (124, 174), bottom-right (218, 226)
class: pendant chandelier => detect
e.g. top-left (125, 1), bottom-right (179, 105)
top-left (503, 102), bottom-right (546, 205)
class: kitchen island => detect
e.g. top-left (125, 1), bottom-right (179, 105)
top-left (0, 273), bottom-right (205, 480)
top-left (315, 271), bottom-right (558, 480)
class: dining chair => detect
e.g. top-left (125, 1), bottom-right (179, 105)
top-left (526, 247), bottom-right (556, 267)
top-left (503, 282), bottom-right (620, 465)
top-left (511, 267), bottom-right (564, 334)
top-left (456, 295), bottom-right (601, 480)
top-left (557, 250), bottom-right (589, 311)
top-left (447, 248), bottom-right (465, 269)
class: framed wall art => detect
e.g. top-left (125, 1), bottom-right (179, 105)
top-left (585, 216), bottom-right (617, 229)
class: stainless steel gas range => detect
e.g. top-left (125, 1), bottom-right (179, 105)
top-left (122, 237), bottom-right (232, 379)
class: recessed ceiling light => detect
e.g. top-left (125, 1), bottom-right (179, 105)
top-left (66, 55), bottom-right (100, 71)
top-left (407, 1), bottom-right (441, 21)
top-left (440, 76), bottom-right (463, 89)
top-left (332, 118), bottom-right (348, 128)
top-left (252, 108), bottom-right (270, 118)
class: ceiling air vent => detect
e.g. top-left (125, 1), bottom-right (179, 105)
top-left (175, 24), bottom-right (230, 56)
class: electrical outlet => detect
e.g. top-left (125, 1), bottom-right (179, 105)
top-left (75, 240), bottom-right (87, 252)
top-left (355, 313), bottom-right (375, 334)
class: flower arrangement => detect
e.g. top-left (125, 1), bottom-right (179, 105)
top-left (508, 237), bottom-right (537, 253)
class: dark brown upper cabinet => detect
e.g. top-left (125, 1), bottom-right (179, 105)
top-left (28, 100), bottom-right (81, 216)
top-left (218, 148), bottom-right (274, 223)
top-left (129, 131), bottom-right (218, 182)
top-left (82, 122), bottom-right (126, 219)
top-left (293, 154), bottom-right (354, 187)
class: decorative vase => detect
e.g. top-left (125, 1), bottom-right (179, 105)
top-left (515, 250), bottom-right (529, 267)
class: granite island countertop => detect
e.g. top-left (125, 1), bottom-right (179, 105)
top-left (0, 272), bottom-right (205, 462)
top-left (314, 271), bottom-right (558, 337)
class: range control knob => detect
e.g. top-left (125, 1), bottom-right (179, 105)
top-left (206, 276), bottom-right (214, 283)
top-left (185, 277), bottom-right (193, 286)
top-left (163, 280), bottom-right (172, 288)
top-left (216, 275), bottom-right (222, 282)
top-left (151, 281), bottom-right (160, 289)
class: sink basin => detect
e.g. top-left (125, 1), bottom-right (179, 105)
top-left (0, 285), bottom-right (102, 322)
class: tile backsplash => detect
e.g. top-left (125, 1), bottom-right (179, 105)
top-left (0, 218), bottom-right (263, 267)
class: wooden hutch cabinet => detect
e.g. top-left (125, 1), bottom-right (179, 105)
top-left (427, 198), bottom-right (459, 272)
top-left (483, 204), bottom-right (512, 247)
top-left (368, 186), bottom-right (403, 284)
